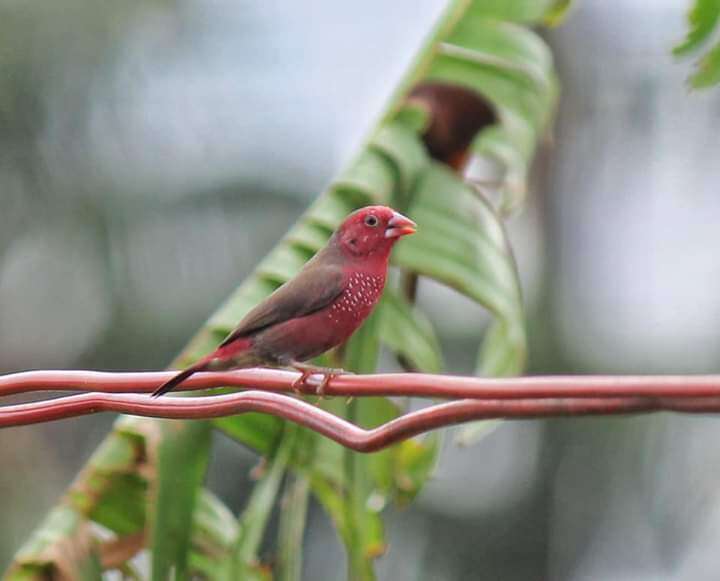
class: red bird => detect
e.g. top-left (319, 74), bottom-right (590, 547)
top-left (152, 205), bottom-right (416, 397)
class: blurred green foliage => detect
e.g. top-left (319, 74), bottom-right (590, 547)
top-left (675, 0), bottom-right (720, 88)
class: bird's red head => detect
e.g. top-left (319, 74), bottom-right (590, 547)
top-left (335, 205), bottom-right (416, 258)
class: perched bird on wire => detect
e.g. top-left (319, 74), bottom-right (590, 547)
top-left (152, 205), bottom-right (416, 397)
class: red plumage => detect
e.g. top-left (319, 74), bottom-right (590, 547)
top-left (152, 205), bottom-right (416, 397)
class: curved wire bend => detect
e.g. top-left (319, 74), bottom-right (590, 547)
top-left (2, 390), bottom-right (720, 452)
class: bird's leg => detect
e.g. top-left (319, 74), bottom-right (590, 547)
top-left (289, 361), bottom-right (347, 397)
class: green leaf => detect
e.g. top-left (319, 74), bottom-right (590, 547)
top-left (673, 0), bottom-right (720, 89)
top-left (310, 470), bottom-right (385, 581)
top-left (208, 277), bottom-right (279, 333)
top-left (6, 507), bottom-right (102, 581)
top-left (369, 121), bottom-right (429, 206)
top-left (474, 108), bottom-right (539, 213)
top-left (445, 17), bottom-right (556, 99)
top-left (543, 0), bottom-right (575, 26)
top-left (66, 427), bottom-right (148, 535)
top-left (391, 434), bottom-right (442, 506)
top-left (334, 311), bottom-right (390, 580)
top-left (335, 149), bottom-right (396, 203)
top-left (86, 473), bottom-right (146, 536)
top-left (287, 221), bottom-right (334, 254)
top-left (234, 429), bottom-right (295, 578)
top-left (214, 412), bottom-right (284, 456)
top-left (258, 245), bottom-right (313, 286)
top-left (152, 420), bottom-right (212, 581)
top-left (276, 472), bottom-right (311, 581)
top-left (392, 102), bottom-right (431, 135)
top-left (378, 288), bottom-right (443, 373)
top-left (364, 432), bottom-right (442, 508)
top-left (305, 190), bottom-right (358, 230)
top-left (674, 0), bottom-right (720, 56)
top-left (362, 402), bottom-right (441, 508)
top-left (189, 490), bottom-right (239, 580)
top-left (424, 14), bottom-right (558, 210)
top-left (395, 163), bottom-right (525, 443)
top-left (690, 41), bottom-right (720, 87)
top-left (6, 417), bottom-right (156, 578)
top-left (345, 308), bottom-right (383, 375)
top-left (466, 0), bottom-right (569, 23)
top-left (396, 166), bottom-right (522, 306)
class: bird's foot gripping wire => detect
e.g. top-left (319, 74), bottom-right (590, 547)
top-left (290, 362), bottom-right (348, 397)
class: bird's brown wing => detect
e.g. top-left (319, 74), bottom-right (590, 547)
top-left (219, 263), bottom-right (345, 347)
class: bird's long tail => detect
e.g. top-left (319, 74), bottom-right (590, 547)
top-left (151, 362), bottom-right (207, 398)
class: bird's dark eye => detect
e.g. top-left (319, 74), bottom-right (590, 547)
top-left (364, 215), bottom-right (379, 227)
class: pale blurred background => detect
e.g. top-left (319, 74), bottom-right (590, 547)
top-left (1, 0), bottom-right (720, 578)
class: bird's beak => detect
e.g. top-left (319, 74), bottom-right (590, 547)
top-left (385, 212), bottom-right (417, 239)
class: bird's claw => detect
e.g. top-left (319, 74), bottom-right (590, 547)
top-left (291, 366), bottom-right (347, 398)
top-left (291, 370), bottom-right (313, 396)
top-left (315, 371), bottom-right (337, 398)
